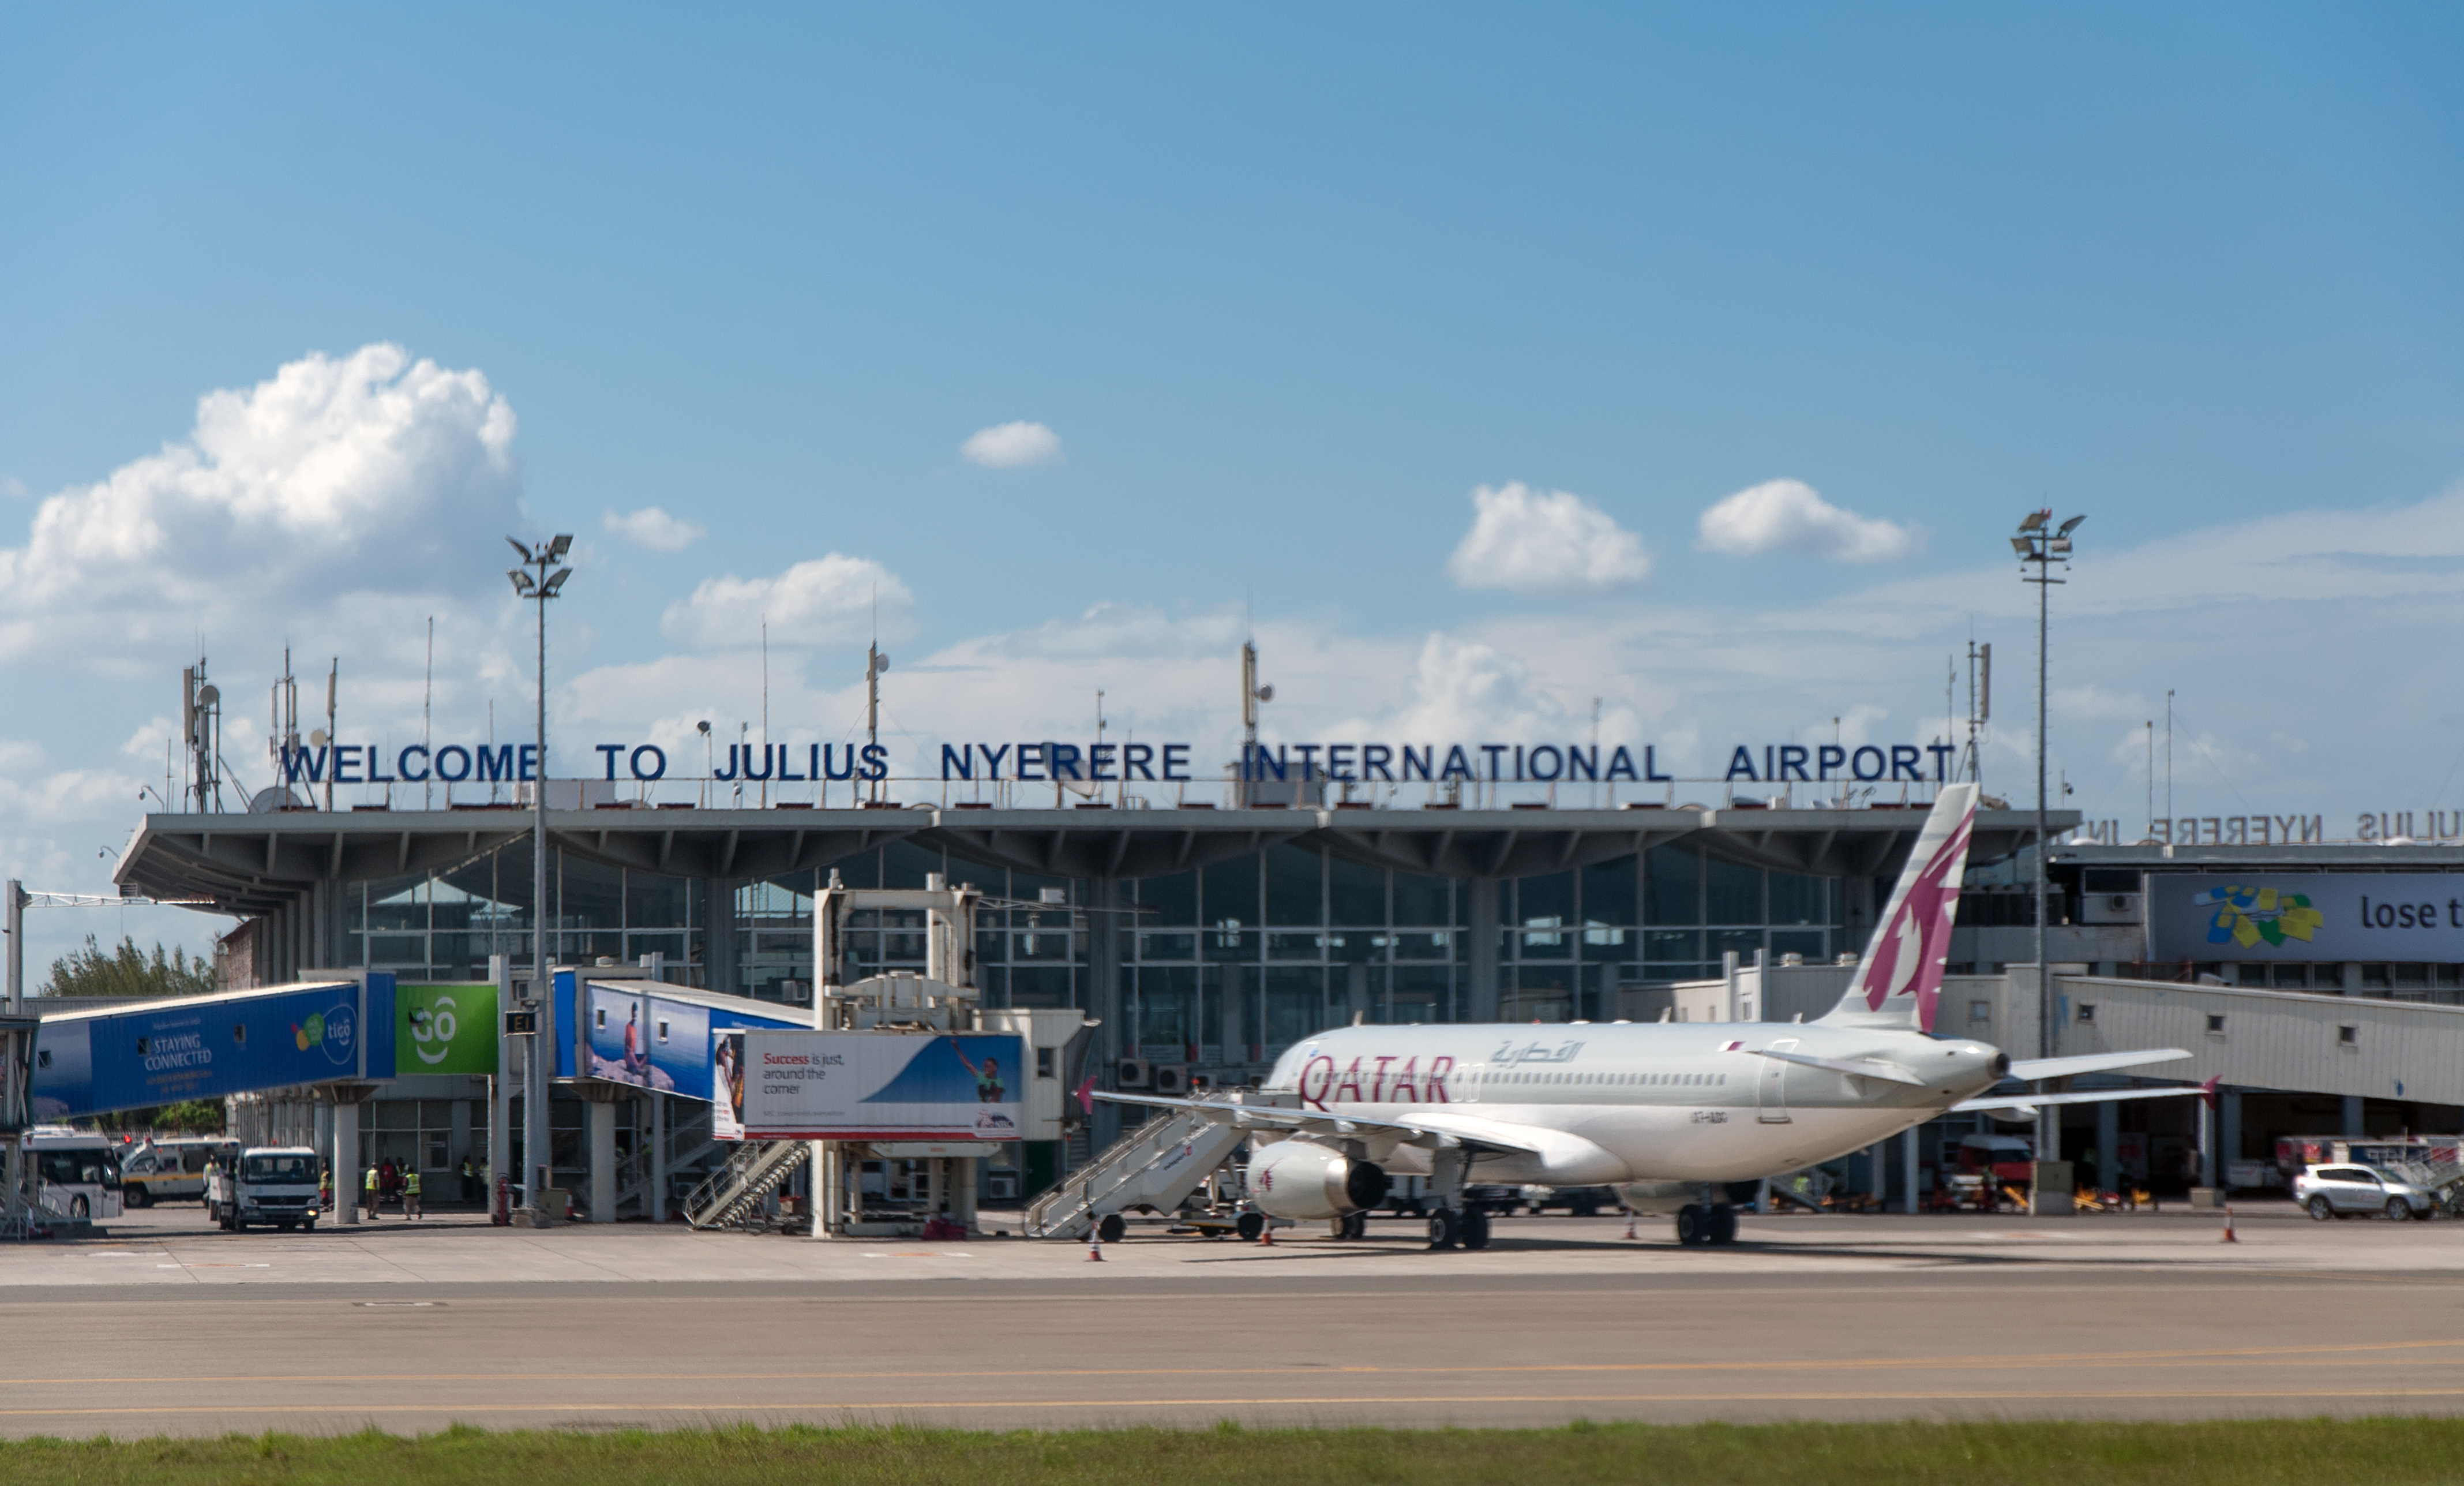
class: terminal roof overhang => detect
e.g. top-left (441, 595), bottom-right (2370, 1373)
top-left (114, 804), bottom-right (2075, 919)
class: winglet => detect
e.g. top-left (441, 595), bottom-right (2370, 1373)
top-left (1074, 1075), bottom-right (1097, 1117)
top-left (1821, 783), bottom-right (1978, 1032)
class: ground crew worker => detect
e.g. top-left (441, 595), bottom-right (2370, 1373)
top-left (363, 1163), bottom-right (379, 1219)
top-left (319, 1166), bottom-right (332, 1211)
top-left (404, 1167), bottom-right (423, 1220)
top-left (460, 1155), bottom-right (476, 1204)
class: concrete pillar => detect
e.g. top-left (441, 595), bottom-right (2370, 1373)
top-left (334, 1099), bottom-right (359, 1226)
top-left (955, 1156), bottom-right (978, 1230)
top-left (1467, 878), bottom-right (1501, 1022)
top-left (2095, 1098), bottom-right (2119, 1195)
top-left (2342, 1095), bottom-right (2365, 1137)
top-left (1087, 875), bottom-right (1124, 1151)
top-left (1901, 1126), bottom-right (1919, 1214)
top-left (448, 1098), bottom-right (472, 1198)
top-left (2221, 1090), bottom-right (2243, 1172)
top-left (1867, 1141), bottom-right (1887, 1203)
top-left (649, 1093), bottom-right (666, 1222)
top-left (587, 1099), bottom-right (616, 1222)
top-left (2197, 1093), bottom-right (2217, 1189)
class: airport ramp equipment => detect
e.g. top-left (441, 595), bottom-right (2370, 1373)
top-left (1024, 1103), bottom-right (1246, 1240)
top-left (682, 1140), bottom-right (809, 1230)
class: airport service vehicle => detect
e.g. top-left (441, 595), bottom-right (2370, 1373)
top-left (2293, 1164), bottom-right (2437, 1222)
top-left (119, 1137), bottom-right (233, 1206)
top-left (1104, 785), bottom-right (2205, 1249)
top-left (216, 1147), bottom-right (320, 1232)
top-left (28, 1127), bottom-right (123, 1222)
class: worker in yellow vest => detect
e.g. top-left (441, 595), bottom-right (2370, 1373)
top-left (363, 1165), bottom-right (379, 1220)
top-left (404, 1167), bottom-right (423, 1221)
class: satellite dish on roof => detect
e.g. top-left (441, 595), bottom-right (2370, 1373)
top-left (195, 685), bottom-right (220, 707)
top-left (246, 786), bottom-right (307, 814)
top-left (309, 729), bottom-right (328, 747)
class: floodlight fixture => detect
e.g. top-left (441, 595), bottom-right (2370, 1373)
top-left (2018, 510), bottom-right (2049, 532)
top-left (547, 533), bottom-right (574, 560)
top-left (507, 535), bottom-right (532, 560)
top-left (2009, 536), bottom-right (2034, 556)
top-left (2057, 514), bottom-right (2086, 537)
top-left (541, 568), bottom-right (572, 597)
top-left (507, 569), bottom-right (535, 596)
top-left (2047, 537), bottom-right (2071, 554)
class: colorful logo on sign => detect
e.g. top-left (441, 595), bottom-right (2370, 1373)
top-left (399, 985), bottom-right (499, 1075)
top-left (2194, 885), bottom-right (2324, 949)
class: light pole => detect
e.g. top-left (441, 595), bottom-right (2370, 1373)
top-left (508, 534), bottom-right (573, 1221)
top-left (2012, 510), bottom-right (2082, 1166)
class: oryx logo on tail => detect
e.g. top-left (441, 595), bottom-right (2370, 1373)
top-left (1827, 784), bottom-right (1978, 1032)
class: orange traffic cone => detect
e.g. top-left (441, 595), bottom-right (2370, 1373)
top-left (1259, 1219), bottom-right (1274, 1247)
top-left (2220, 1204), bottom-right (2238, 1244)
top-left (1087, 1228), bottom-right (1104, 1262)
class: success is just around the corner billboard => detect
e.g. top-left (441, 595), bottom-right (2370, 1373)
top-left (734, 1031), bottom-right (1023, 1141)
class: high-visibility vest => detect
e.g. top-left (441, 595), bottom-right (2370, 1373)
top-left (365, 1169), bottom-right (377, 1191)
top-left (405, 1171), bottom-right (421, 1195)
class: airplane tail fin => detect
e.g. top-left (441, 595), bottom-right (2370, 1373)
top-left (1819, 783), bottom-right (1978, 1033)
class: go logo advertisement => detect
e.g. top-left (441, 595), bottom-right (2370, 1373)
top-left (397, 984), bottom-right (500, 1075)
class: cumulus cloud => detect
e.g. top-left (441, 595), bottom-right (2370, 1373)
top-left (1697, 479), bottom-right (1920, 563)
top-left (603, 506), bottom-right (706, 552)
top-left (1446, 482), bottom-right (1651, 593)
top-left (0, 343), bottom-right (520, 668)
top-left (661, 554), bottom-right (914, 649)
top-left (959, 421), bottom-right (1063, 469)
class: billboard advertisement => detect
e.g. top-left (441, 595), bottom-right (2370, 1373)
top-left (712, 1031), bottom-right (747, 1140)
top-left (2150, 873), bottom-right (2464, 961)
top-left (739, 1031), bottom-right (1022, 1141)
top-left (398, 983), bottom-right (499, 1075)
top-left (585, 983), bottom-right (712, 1099)
top-left (32, 980), bottom-right (369, 1121)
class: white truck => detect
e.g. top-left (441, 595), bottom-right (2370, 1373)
top-left (209, 1147), bottom-right (322, 1233)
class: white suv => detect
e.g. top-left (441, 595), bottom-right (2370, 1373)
top-left (2292, 1164), bottom-right (2435, 1222)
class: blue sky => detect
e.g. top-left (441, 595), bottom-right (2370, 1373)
top-left (1, 6), bottom-right (2460, 965)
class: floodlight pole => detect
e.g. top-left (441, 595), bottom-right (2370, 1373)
top-left (2014, 512), bottom-right (2080, 1164)
top-left (509, 536), bottom-right (573, 1223)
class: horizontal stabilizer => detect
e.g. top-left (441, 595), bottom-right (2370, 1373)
top-left (1954, 1086), bottom-right (2205, 1115)
top-left (2004, 1049), bottom-right (2191, 1081)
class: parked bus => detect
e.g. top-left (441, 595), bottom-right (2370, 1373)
top-left (28, 1127), bottom-right (123, 1222)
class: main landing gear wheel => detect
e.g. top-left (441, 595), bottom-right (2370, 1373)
top-left (1459, 1208), bottom-right (1491, 1250)
top-left (1675, 1203), bottom-right (1707, 1246)
top-left (1236, 1211), bottom-right (1265, 1242)
top-left (1708, 1204), bottom-right (1738, 1246)
top-left (1426, 1207), bottom-right (1460, 1251)
top-left (1336, 1211), bottom-right (1368, 1240)
top-left (1096, 1213), bottom-right (1127, 1244)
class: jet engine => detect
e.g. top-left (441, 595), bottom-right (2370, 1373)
top-left (1247, 1140), bottom-right (1389, 1221)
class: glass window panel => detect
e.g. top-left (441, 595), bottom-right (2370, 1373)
top-left (1392, 872), bottom-right (1453, 927)
top-left (1509, 966), bottom-right (1576, 1023)
top-left (974, 930), bottom-right (1007, 967)
top-left (1136, 871), bottom-right (1198, 927)
top-left (629, 932), bottom-right (687, 965)
top-left (1138, 932), bottom-right (1197, 961)
top-left (1262, 967), bottom-right (1326, 1051)
top-left (1014, 930), bottom-right (1072, 962)
top-left (1010, 966), bottom-right (1074, 1008)
top-left (1644, 845), bottom-right (1701, 926)
top-left (1768, 872), bottom-right (1827, 926)
top-left (558, 852), bottom-right (625, 938)
top-left (1771, 929), bottom-right (1827, 963)
top-left (1705, 859), bottom-right (1764, 924)
top-left (365, 876), bottom-right (427, 934)
top-left (1136, 965), bottom-right (1199, 1055)
top-left (1326, 930), bottom-right (1379, 964)
top-left (1708, 927), bottom-right (1764, 963)
top-left (367, 934), bottom-right (426, 965)
top-left (1516, 871), bottom-right (1574, 928)
top-left (1011, 872), bottom-right (1069, 908)
top-left (1327, 856), bottom-right (1385, 926)
top-left (626, 871), bottom-right (692, 930)
top-left (1644, 929), bottom-right (1702, 968)
top-left (1267, 931), bottom-right (1324, 961)
top-left (1580, 856), bottom-right (1637, 927)
top-left (1580, 927), bottom-right (1632, 963)
top-left (1202, 855), bottom-right (1259, 931)
top-left (881, 840), bottom-right (944, 890)
top-left (1391, 965), bottom-right (1451, 1023)
top-left (427, 933), bottom-right (485, 976)
top-left (1265, 845), bottom-right (1323, 926)
top-left (1393, 930), bottom-right (1455, 961)
top-left (1204, 929), bottom-right (1259, 964)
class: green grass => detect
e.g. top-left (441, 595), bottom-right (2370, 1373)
top-left (1, 1420), bottom-right (2461, 1486)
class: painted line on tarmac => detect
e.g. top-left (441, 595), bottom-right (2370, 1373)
top-left (2, 1336), bottom-right (2459, 1389)
top-left (15, 1386), bottom-right (2464, 1418)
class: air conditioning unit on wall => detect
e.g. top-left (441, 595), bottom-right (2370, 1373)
top-left (1153, 1064), bottom-right (1188, 1095)
top-left (985, 1174), bottom-right (1018, 1201)
top-left (1116, 1057), bottom-right (1152, 1089)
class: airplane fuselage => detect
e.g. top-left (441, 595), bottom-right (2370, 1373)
top-left (1258, 1020), bottom-right (2009, 1189)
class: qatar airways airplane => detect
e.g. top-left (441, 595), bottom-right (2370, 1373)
top-left (1101, 783), bottom-right (2196, 1249)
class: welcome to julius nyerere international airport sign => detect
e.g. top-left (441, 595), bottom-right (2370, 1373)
top-left (277, 738), bottom-right (1968, 786)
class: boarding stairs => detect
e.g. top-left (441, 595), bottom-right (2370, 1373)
top-left (1023, 1103), bottom-right (1248, 1239)
top-left (682, 1140), bottom-right (808, 1230)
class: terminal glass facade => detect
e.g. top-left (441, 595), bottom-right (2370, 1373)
top-left (342, 839), bottom-right (1843, 1060)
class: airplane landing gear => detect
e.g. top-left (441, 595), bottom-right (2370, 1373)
top-left (1459, 1208), bottom-right (1491, 1250)
top-left (1426, 1207), bottom-right (1460, 1250)
top-left (1675, 1203), bottom-right (1739, 1247)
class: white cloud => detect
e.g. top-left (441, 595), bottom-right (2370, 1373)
top-left (0, 343), bottom-right (520, 669)
top-left (959, 421), bottom-right (1063, 469)
top-left (661, 554), bottom-right (914, 650)
top-left (1697, 478), bottom-right (1921, 563)
top-left (1446, 482), bottom-right (1651, 593)
top-left (603, 506), bottom-right (706, 552)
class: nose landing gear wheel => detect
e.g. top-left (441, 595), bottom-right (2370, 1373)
top-left (1459, 1209), bottom-right (1491, 1250)
top-left (1235, 1211), bottom-right (1265, 1242)
top-left (1426, 1207), bottom-right (1460, 1251)
top-left (1096, 1213), bottom-right (1127, 1244)
top-left (1675, 1203), bottom-right (1707, 1246)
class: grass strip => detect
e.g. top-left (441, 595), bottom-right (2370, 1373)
top-left (3, 1418), bottom-right (2463, 1486)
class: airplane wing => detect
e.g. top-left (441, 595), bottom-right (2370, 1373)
top-left (1094, 1091), bottom-right (1549, 1156)
top-left (1953, 1086), bottom-right (2204, 1115)
top-left (2004, 1049), bottom-right (2191, 1081)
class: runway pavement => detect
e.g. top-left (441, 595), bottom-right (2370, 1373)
top-left (5, 1202), bottom-right (2462, 1435)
